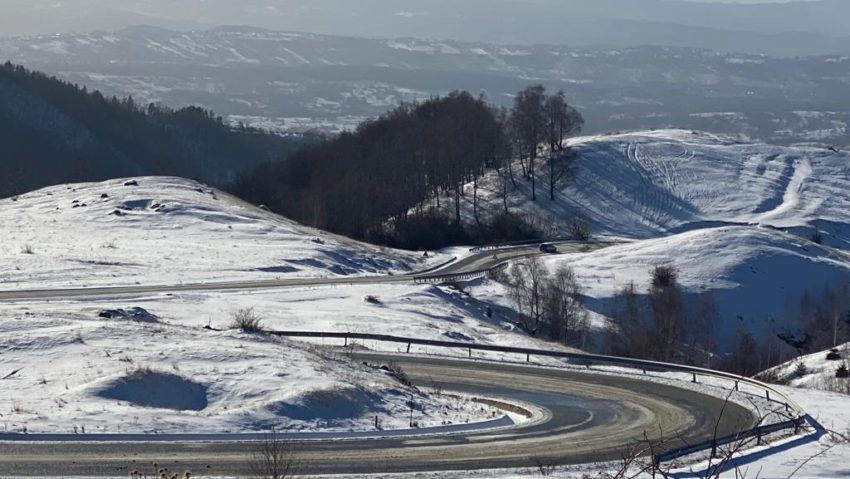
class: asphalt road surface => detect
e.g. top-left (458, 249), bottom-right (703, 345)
top-left (0, 241), bottom-right (609, 302)
top-left (0, 353), bottom-right (755, 477)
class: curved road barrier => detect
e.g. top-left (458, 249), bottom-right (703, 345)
top-left (0, 354), bottom-right (757, 476)
top-left (269, 331), bottom-right (811, 467)
top-left (0, 239), bottom-right (809, 475)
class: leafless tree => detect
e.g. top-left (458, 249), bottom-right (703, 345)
top-left (508, 256), bottom-right (547, 335)
top-left (250, 428), bottom-right (301, 479)
top-left (649, 265), bottom-right (685, 362)
top-left (684, 291), bottom-right (720, 367)
top-left (606, 281), bottom-right (653, 359)
top-left (543, 90), bottom-right (584, 200)
top-left (510, 85), bottom-right (547, 201)
top-left (543, 264), bottom-right (589, 346)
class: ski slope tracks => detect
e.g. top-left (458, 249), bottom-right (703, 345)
top-left (442, 130), bottom-right (850, 349)
top-left (455, 129), bottom-right (849, 243)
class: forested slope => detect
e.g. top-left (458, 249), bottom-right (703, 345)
top-left (0, 62), bottom-right (300, 198)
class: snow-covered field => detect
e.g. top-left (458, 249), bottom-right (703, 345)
top-left (759, 342), bottom-right (850, 395)
top-left (433, 130), bottom-right (850, 349)
top-left (3, 130), bottom-right (850, 477)
top-left (446, 130), bottom-right (850, 243)
top-left (0, 177), bottom-right (443, 290)
top-left (0, 175), bottom-right (552, 438)
top-left (0, 293), bottom-right (514, 435)
top-left (552, 226), bottom-right (850, 347)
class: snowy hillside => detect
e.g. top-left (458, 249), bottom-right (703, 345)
top-left (758, 343), bottom-right (850, 394)
top-left (453, 130), bottom-right (850, 244)
top-left (0, 177), bottom-right (438, 290)
top-left (554, 226), bottom-right (850, 347)
top-left (0, 300), bottom-right (497, 434)
top-left (0, 177), bottom-right (542, 436)
top-left (448, 130), bottom-right (850, 350)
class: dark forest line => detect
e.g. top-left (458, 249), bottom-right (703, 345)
top-left (0, 62), bottom-right (305, 198)
top-left (231, 86), bottom-right (584, 250)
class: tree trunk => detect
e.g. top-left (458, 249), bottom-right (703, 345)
top-left (454, 185), bottom-right (461, 224)
top-left (473, 175), bottom-right (480, 226)
top-left (508, 160), bottom-right (517, 189)
top-left (529, 151), bottom-right (536, 202)
top-left (549, 155), bottom-right (556, 201)
top-left (502, 173), bottom-right (510, 213)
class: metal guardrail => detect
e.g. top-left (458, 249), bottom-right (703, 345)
top-left (267, 330), bottom-right (811, 465)
top-left (413, 262), bottom-right (508, 285)
top-left (655, 419), bottom-right (804, 466)
top-left (469, 239), bottom-right (548, 253)
top-left (411, 256), bottom-right (458, 276)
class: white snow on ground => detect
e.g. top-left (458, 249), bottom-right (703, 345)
top-left (758, 342), bottom-right (850, 395)
top-left (435, 130), bottom-right (850, 349)
top-left (667, 350), bottom-right (850, 479)
top-left (3, 130), bottom-right (850, 477)
top-left (443, 130), bottom-right (850, 243)
top-left (0, 298), bottom-right (502, 435)
top-left (0, 177), bottom-right (445, 290)
top-left (0, 269), bottom-right (562, 436)
top-left (545, 226), bottom-right (850, 347)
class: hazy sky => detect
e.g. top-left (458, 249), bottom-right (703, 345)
top-left (0, 0), bottom-right (843, 48)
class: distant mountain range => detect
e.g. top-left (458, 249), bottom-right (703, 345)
top-left (1, 0), bottom-right (849, 56)
top-left (3, 26), bottom-right (848, 148)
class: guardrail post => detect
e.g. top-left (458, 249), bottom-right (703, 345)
top-left (526, 353), bottom-right (530, 363)
top-left (344, 337), bottom-right (348, 347)
top-left (710, 441), bottom-right (717, 458)
top-left (468, 347), bottom-right (472, 358)
top-left (734, 380), bottom-right (739, 391)
top-left (406, 343), bottom-right (411, 353)
top-left (692, 373), bottom-right (698, 383)
top-left (766, 390), bottom-right (770, 401)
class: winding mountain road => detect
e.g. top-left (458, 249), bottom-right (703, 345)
top-left (0, 241), bottom-right (605, 302)
top-left (0, 354), bottom-right (755, 476)
top-left (0, 240), bottom-right (762, 477)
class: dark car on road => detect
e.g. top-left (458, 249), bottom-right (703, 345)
top-left (539, 243), bottom-right (558, 253)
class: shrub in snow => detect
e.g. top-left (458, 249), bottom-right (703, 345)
top-left (837, 363), bottom-right (850, 379)
top-left (363, 295), bottom-right (382, 305)
top-left (20, 244), bottom-right (34, 255)
top-left (650, 265), bottom-right (678, 289)
top-left (794, 358), bottom-right (808, 378)
top-left (232, 307), bottom-right (263, 333)
top-left (827, 349), bottom-right (843, 361)
top-left (98, 307), bottom-right (159, 323)
top-left (566, 214), bottom-right (592, 241)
